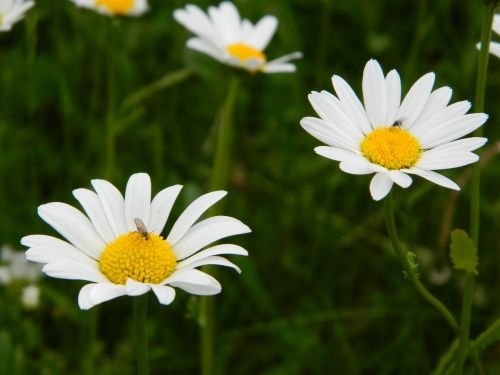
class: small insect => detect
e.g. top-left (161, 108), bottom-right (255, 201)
top-left (392, 118), bottom-right (406, 127)
top-left (134, 218), bottom-right (151, 240)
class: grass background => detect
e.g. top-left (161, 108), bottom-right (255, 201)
top-left (0, 0), bottom-right (499, 374)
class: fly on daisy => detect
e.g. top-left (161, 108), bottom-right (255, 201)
top-left (174, 1), bottom-right (302, 74)
top-left (300, 59), bottom-right (488, 201)
top-left (69, 0), bottom-right (148, 17)
top-left (0, 0), bottom-right (34, 32)
top-left (22, 173), bottom-right (250, 310)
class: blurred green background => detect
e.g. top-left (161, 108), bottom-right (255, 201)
top-left (0, 0), bottom-right (499, 374)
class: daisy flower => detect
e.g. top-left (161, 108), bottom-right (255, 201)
top-left (69, 0), bottom-right (148, 17)
top-left (21, 173), bottom-right (250, 310)
top-left (0, 0), bottom-right (34, 32)
top-left (174, 1), bottom-right (302, 74)
top-left (300, 59), bottom-right (488, 201)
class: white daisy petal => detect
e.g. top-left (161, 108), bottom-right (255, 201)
top-left (388, 170), bottom-right (413, 188)
top-left (301, 117), bottom-right (360, 150)
top-left (411, 100), bottom-right (472, 139)
top-left (42, 260), bottom-right (107, 283)
top-left (369, 173), bottom-right (394, 201)
top-left (262, 63), bottom-right (297, 73)
top-left (25, 245), bottom-right (95, 266)
top-left (174, 5), bottom-right (220, 47)
top-left (176, 256), bottom-right (241, 273)
top-left (419, 113), bottom-right (488, 149)
top-left (245, 15), bottom-right (278, 50)
top-left (73, 188), bottom-right (115, 243)
top-left (332, 75), bottom-right (373, 134)
top-left (266, 51), bottom-right (303, 66)
top-left (489, 41), bottom-right (500, 58)
top-left (412, 86), bottom-right (453, 127)
top-left (166, 269), bottom-right (222, 296)
top-left (417, 152), bottom-right (479, 170)
top-left (124, 173), bottom-right (151, 232)
top-left (187, 37), bottom-right (225, 62)
top-left (125, 279), bottom-right (151, 296)
top-left (78, 282), bottom-right (127, 310)
top-left (397, 72), bottom-right (435, 128)
top-left (173, 216), bottom-right (251, 260)
top-left (363, 59), bottom-right (387, 128)
top-left (91, 179), bottom-right (128, 237)
top-left (339, 160), bottom-right (377, 175)
top-left (149, 185), bottom-right (183, 236)
top-left (176, 244), bottom-right (248, 267)
top-left (0, 0), bottom-right (33, 31)
top-left (151, 285), bottom-right (176, 305)
top-left (167, 191), bottom-right (227, 245)
top-left (385, 69), bottom-right (402, 125)
top-left (38, 203), bottom-right (104, 260)
top-left (314, 146), bottom-right (362, 162)
top-left (404, 168), bottom-right (460, 190)
top-left (421, 137), bottom-right (487, 154)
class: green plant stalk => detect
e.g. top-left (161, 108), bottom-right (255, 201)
top-left (454, 4), bottom-right (495, 374)
top-left (134, 294), bottom-right (149, 375)
top-left (199, 75), bottom-right (240, 375)
top-left (384, 192), bottom-right (459, 331)
top-left (104, 21), bottom-right (117, 180)
top-left (120, 68), bottom-right (193, 113)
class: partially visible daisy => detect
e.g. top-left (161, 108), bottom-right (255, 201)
top-left (0, 0), bottom-right (34, 32)
top-left (477, 14), bottom-right (500, 58)
top-left (69, 0), bottom-right (148, 17)
top-left (300, 59), bottom-right (488, 201)
top-left (22, 173), bottom-right (250, 310)
top-left (0, 244), bottom-right (42, 284)
top-left (174, 1), bottom-right (302, 74)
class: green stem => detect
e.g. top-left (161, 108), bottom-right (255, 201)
top-left (134, 294), bottom-right (149, 375)
top-left (384, 192), bottom-right (459, 332)
top-left (455, 5), bottom-right (496, 374)
top-left (199, 75), bottom-right (240, 375)
top-left (104, 20), bottom-right (117, 180)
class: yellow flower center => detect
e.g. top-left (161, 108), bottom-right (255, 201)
top-left (361, 127), bottom-right (421, 170)
top-left (95, 0), bottom-right (134, 15)
top-left (227, 43), bottom-right (266, 63)
top-left (99, 232), bottom-right (176, 285)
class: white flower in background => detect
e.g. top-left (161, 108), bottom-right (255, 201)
top-left (174, 1), bottom-right (302, 74)
top-left (21, 284), bottom-right (40, 309)
top-left (69, 0), bottom-right (148, 17)
top-left (0, 245), bottom-right (42, 284)
top-left (22, 173), bottom-right (250, 310)
top-left (477, 14), bottom-right (500, 58)
top-left (0, 0), bottom-right (34, 32)
top-left (300, 59), bottom-right (488, 201)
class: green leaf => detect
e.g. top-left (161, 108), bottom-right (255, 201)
top-left (449, 229), bottom-right (478, 275)
top-left (469, 317), bottom-right (500, 353)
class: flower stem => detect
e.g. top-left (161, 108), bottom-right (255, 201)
top-left (454, 4), bottom-right (496, 374)
top-left (104, 20), bottom-right (117, 181)
top-left (384, 192), bottom-right (459, 332)
top-left (199, 75), bottom-right (240, 375)
top-left (134, 294), bottom-right (149, 375)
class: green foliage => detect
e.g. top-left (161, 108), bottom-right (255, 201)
top-left (470, 317), bottom-right (500, 352)
top-left (0, 0), bottom-right (499, 374)
top-left (449, 229), bottom-right (479, 275)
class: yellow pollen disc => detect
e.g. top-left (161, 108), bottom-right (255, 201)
top-left (361, 127), bottom-right (421, 170)
top-left (227, 43), bottom-right (266, 63)
top-left (99, 232), bottom-right (176, 285)
top-left (95, 0), bottom-right (134, 15)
